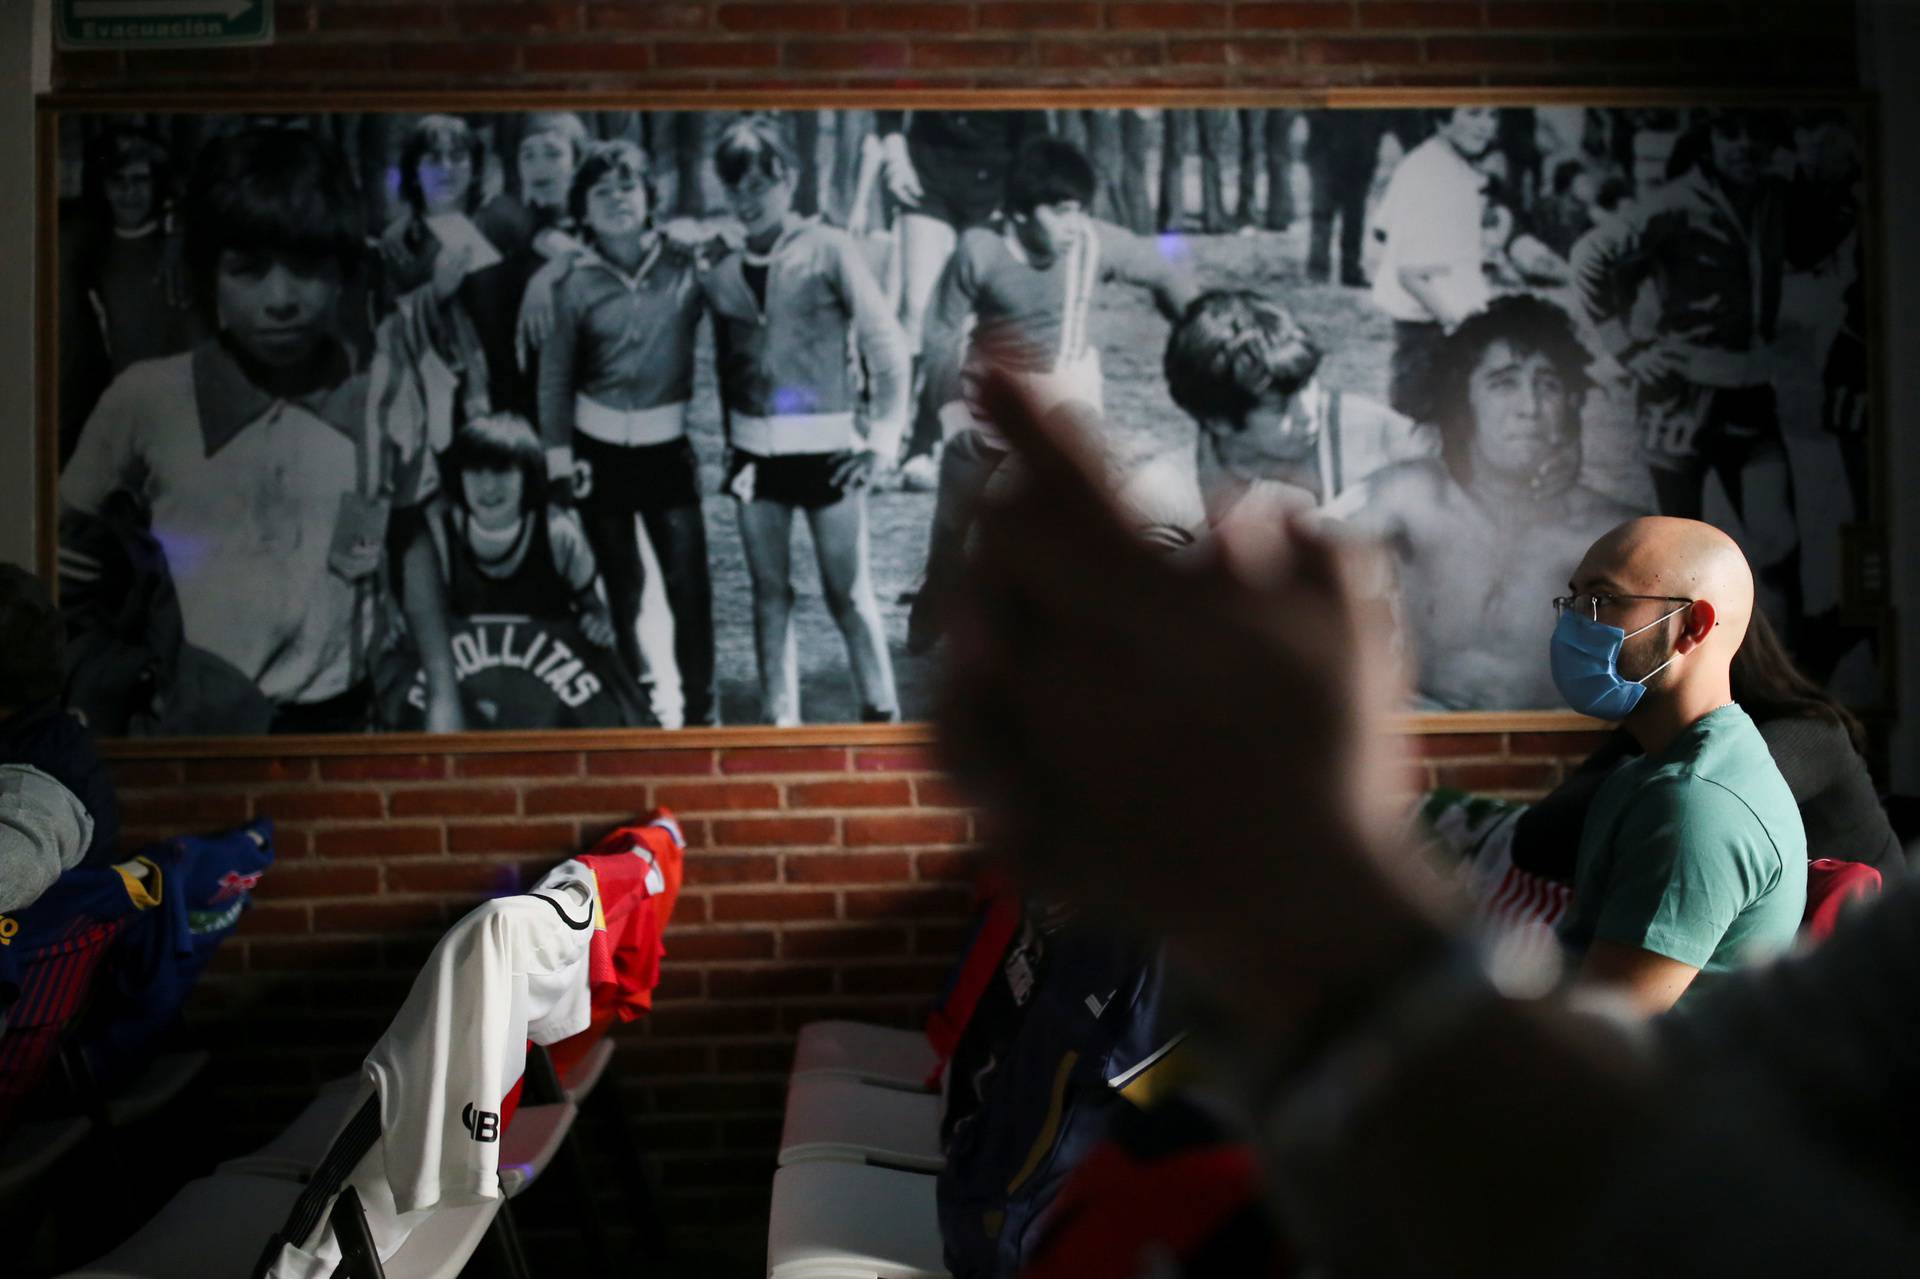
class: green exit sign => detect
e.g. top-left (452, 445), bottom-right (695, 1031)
top-left (57, 0), bottom-right (273, 49)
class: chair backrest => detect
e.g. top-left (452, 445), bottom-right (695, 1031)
top-left (250, 1092), bottom-right (382, 1279)
top-left (1803, 858), bottom-right (1883, 943)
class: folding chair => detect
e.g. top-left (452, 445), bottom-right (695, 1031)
top-left (767, 1161), bottom-right (948, 1279)
top-left (101, 1050), bottom-right (210, 1127)
top-left (791, 1020), bottom-right (941, 1090)
top-left (61, 1170), bottom-right (525, 1279)
top-left (515, 1043), bottom-right (610, 1265)
top-left (220, 1072), bottom-right (580, 1209)
top-left (545, 1031), bottom-right (670, 1263)
top-left (778, 1073), bottom-right (946, 1172)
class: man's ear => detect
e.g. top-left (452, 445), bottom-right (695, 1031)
top-left (1675, 599), bottom-right (1717, 653)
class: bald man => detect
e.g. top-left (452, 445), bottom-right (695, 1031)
top-left (1551, 516), bottom-right (1807, 1014)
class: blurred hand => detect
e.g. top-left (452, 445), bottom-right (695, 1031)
top-left (938, 372), bottom-right (1418, 958)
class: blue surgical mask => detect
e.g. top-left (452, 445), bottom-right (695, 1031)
top-left (1549, 604), bottom-right (1688, 720)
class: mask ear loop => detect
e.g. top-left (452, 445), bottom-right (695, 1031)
top-left (1619, 602), bottom-right (1691, 686)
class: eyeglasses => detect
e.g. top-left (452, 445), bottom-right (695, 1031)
top-left (1552, 593), bottom-right (1693, 622)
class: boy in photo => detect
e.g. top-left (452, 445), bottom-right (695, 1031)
top-left (416, 413), bottom-right (616, 643)
top-left (906, 135), bottom-right (1195, 654)
top-left (1162, 290), bottom-right (1437, 528)
top-left (702, 117), bottom-right (910, 726)
top-left (59, 127), bottom-right (439, 734)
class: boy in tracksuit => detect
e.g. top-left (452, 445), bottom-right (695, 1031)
top-left (703, 117), bottom-right (911, 726)
top-left (906, 136), bottom-right (1195, 654)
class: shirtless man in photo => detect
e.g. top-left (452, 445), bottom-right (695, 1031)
top-left (1332, 294), bottom-right (1644, 710)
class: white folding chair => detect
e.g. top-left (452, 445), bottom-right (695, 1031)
top-left (221, 1075), bottom-right (576, 1205)
top-left (778, 1074), bottom-right (945, 1172)
top-left (218, 1075), bottom-right (368, 1180)
top-left (767, 1161), bottom-right (949, 1279)
top-left (495, 1099), bottom-right (577, 1197)
top-left (557, 1035), bottom-right (616, 1103)
top-left (791, 1021), bottom-right (940, 1090)
top-left (61, 1170), bottom-right (516, 1279)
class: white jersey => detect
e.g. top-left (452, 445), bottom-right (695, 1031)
top-left (266, 822), bottom-right (687, 1278)
top-left (365, 878), bottom-right (595, 1215)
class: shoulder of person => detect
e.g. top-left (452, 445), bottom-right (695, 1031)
top-left (380, 209), bottom-right (421, 248)
top-left (1340, 390), bottom-right (1430, 443)
top-left (475, 194), bottom-right (533, 245)
top-left (1626, 769), bottom-right (1760, 834)
top-left (1365, 455), bottom-right (1453, 504)
top-left (1322, 456), bottom-right (1446, 532)
top-left (555, 253), bottom-right (604, 296)
top-left (1757, 710), bottom-right (1849, 755)
top-left (795, 217), bottom-right (854, 254)
top-left (107, 348), bottom-right (196, 405)
top-left (1399, 135), bottom-right (1461, 177)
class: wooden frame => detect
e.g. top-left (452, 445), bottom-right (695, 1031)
top-left (34, 88), bottom-right (1881, 758)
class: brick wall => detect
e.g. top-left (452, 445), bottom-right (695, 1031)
top-left (48, 0), bottom-right (1856, 1262)
top-left (106, 728), bottom-right (1606, 1246)
top-left (50, 0), bottom-right (1856, 90)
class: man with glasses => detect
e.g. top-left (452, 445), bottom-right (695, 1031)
top-left (1330, 294), bottom-right (1642, 710)
top-left (1551, 515), bottom-right (1806, 1014)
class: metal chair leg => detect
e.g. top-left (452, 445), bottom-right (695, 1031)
top-left (585, 1074), bottom-right (670, 1263)
top-left (472, 1197), bottom-right (533, 1279)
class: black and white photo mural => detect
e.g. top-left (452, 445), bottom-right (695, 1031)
top-left (44, 102), bottom-right (1880, 737)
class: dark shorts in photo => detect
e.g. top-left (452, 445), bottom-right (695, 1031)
top-left (728, 450), bottom-right (857, 510)
top-left (574, 433), bottom-right (702, 514)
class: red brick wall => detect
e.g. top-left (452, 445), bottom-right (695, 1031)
top-left (50, 0), bottom-right (1856, 1260)
top-left (106, 729), bottom-right (1606, 1243)
top-left (50, 0), bottom-right (1855, 90)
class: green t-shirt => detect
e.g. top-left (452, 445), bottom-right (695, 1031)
top-left (1558, 704), bottom-right (1807, 993)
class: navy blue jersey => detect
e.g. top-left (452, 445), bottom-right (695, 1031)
top-left (938, 918), bottom-right (1182, 1278)
top-left (81, 818), bottom-right (273, 1087)
top-left (0, 860), bottom-right (156, 1130)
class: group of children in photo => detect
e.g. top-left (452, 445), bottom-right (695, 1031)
top-left (52, 104), bottom-right (1868, 732)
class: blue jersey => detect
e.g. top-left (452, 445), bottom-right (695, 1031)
top-left (937, 915), bottom-right (1181, 1278)
top-left (0, 860), bottom-right (157, 1130)
top-left (82, 818), bottom-right (274, 1087)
